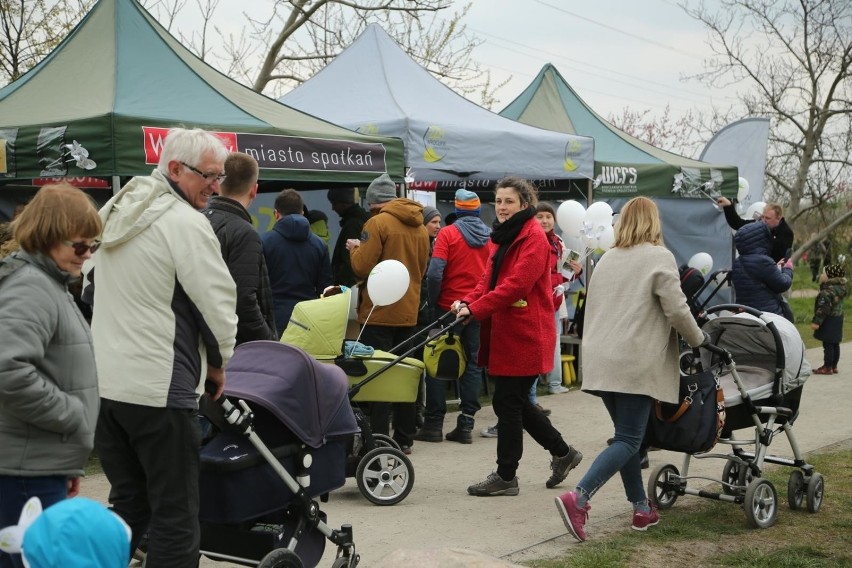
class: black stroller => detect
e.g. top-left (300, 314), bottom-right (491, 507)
top-left (198, 341), bottom-right (361, 567)
top-left (649, 304), bottom-right (821, 529)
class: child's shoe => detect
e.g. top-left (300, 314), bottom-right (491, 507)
top-left (833, 367), bottom-right (839, 374)
top-left (813, 366), bottom-right (833, 375)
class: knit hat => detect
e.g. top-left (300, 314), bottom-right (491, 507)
top-left (422, 206), bottom-right (440, 225)
top-left (327, 188), bottom-right (356, 205)
top-left (365, 174), bottom-right (397, 205)
top-left (825, 264), bottom-right (846, 279)
top-left (454, 188), bottom-right (481, 217)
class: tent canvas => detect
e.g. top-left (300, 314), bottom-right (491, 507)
top-left (0, 0), bottom-right (405, 186)
top-left (500, 64), bottom-right (738, 282)
top-left (279, 25), bottom-right (594, 186)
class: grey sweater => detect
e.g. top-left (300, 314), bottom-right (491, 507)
top-left (0, 251), bottom-right (99, 476)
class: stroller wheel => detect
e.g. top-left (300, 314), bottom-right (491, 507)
top-left (743, 479), bottom-right (778, 529)
top-left (787, 470), bottom-right (805, 510)
top-left (806, 472), bottom-right (824, 513)
top-left (647, 463), bottom-right (681, 510)
top-left (372, 433), bottom-right (402, 451)
top-left (721, 458), bottom-right (752, 495)
top-left (356, 447), bottom-right (415, 506)
top-left (257, 547), bottom-right (303, 568)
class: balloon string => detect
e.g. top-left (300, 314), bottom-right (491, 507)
top-left (352, 304), bottom-right (377, 350)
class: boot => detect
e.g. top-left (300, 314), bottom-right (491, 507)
top-left (445, 427), bottom-right (473, 444)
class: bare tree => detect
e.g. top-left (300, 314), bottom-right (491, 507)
top-left (0, 0), bottom-right (93, 84)
top-left (682, 0), bottom-right (852, 235)
top-left (607, 104), bottom-right (709, 158)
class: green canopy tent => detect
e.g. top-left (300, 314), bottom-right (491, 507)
top-left (0, 0), bottom-right (405, 193)
top-left (500, 63), bottom-right (739, 280)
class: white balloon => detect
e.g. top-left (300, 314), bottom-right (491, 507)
top-left (584, 201), bottom-right (614, 226)
top-left (687, 252), bottom-right (713, 276)
top-left (597, 224), bottom-right (616, 251)
top-left (367, 259), bottom-right (409, 306)
top-left (737, 177), bottom-right (750, 202)
top-left (744, 201), bottom-right (766, 221)
top-left (556, 200), bottom-right (586, 237)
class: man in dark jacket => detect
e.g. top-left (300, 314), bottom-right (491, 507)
top-left (263, 189), bottom-right (333, 337)
top-left (204, 152), bottom-right (277, 343)
top-left (732, 221), bottom-right (793, 316)
top-left (717, 198), bottom-right (794, 262)
top-left (327, 188), bottom-right (370, 287)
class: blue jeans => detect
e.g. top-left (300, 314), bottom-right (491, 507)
top-left (0, 475), bottom-right (68, 568)
top-left (543, 310), bottom-right (563, 389)
top-left (423, 315), bottom-right (482, 430)
top-left (576, 392), bottom-right (653, 504)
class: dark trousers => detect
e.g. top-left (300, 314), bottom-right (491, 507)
top-left (492, 375), bottom-right (569, 481)
top-left (96, 399), bottom-right (201, 568)
top-left (0, 475), bottom-right (67, 568)
top-left (823, 342), bottom-right (840, 368)
top-left (359, 324), bottom-right (418, 447)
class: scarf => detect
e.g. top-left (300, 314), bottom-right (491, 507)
top-left (488, 207), bottom-right (535, 290)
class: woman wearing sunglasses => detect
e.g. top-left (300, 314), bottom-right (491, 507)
top-left (0, 183), bottom-right (102, 568)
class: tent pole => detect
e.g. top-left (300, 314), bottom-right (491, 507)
top-left (112, 176), bottom-right (121, 195)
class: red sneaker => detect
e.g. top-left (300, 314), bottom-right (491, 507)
top-left (813, 366), bottom-right (833, 375)
top-left (555, 491), bottom-right (590, 542)
top-left (631, 506), bottom-right (660, 531)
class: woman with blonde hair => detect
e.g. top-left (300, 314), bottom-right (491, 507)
top-left (0, 183), bottom-right (102, 568)
top-left (554, 196), bottom-right (707, 541)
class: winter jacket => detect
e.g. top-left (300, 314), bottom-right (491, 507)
top-left (722, 204), bottom-right (794, 262)
top-left (581, 244), bottom-right (705, 404)
top-left (813, 277), bottom-right (847, 343)
top-left (331, 204), bottom-right (371, 287)
top-left (204, 196), bottom-right (277, 344)
top-left (732, 222), bottom-right (792, 315)
top-left (427, 216), bottom-right (491, 313)
top-left (262, 214), bottom-right (333, 337)
top-left (463, 216), bottom-right (554, 376)
top-left (87, 169), bottom-right (238, 409)
top-left (350, 198), bottom-right (430, 326)
top-left (0, 251), bottom-right (99, 476)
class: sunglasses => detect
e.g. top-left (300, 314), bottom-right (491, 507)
top-left (181, 162), bottom-right (226, 184)
top-left (64, 240), bottom-right (102, 256)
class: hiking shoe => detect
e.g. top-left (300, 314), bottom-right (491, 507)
top-left (467, 472), bottom-right (519, 496)
top-left (400, 445), bottom-right (412, 455)
top-left (548, 385), bottom-right (571, 394)
top-left (631, 506), bottom-right (660, 531)
top-left (481, 425), bottom-right (499, 438)
top-left (535, 403), bottom-right (552, 417)
top-left (554, 491), bottom-right (589, 542)
top-left (413, 427), bottom-right (443, 443)
top-left (546, 446), bottom-right (583, 488)
top-left (445, 427), bottom-right (473, 444)
top-left (813, 366), bottom-right (833, 375)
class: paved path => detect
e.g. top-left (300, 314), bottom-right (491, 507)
top-left (80, 343), bottom-right (852, 566)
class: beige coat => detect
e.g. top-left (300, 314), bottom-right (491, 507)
top-left (581, 243), bottom-right (705, 404)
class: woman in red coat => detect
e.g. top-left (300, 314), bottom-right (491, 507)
top-left (455, 176), bottom-right (583, 496)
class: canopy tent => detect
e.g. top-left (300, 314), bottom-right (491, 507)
top-left (499, 63), bottom-right (738, 283)
top-left (279, 25), bottom-right (594, 190)
top-left (0, 0), bottom-right (405, 189)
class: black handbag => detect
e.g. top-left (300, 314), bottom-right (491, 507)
top-left (645, 368), bottom-right (725, 454)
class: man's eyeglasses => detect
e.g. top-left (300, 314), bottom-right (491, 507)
top-left (181, 162), bottom-right (226, 184)
top-left (64, 240), bottom-right (101, 256)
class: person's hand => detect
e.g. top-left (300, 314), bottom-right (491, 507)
top-left (67, 477), bottom-right (81, 498)
top-left (568, 260), bottom-right (583, 275)
top-left (345, 239), bottom-right (360, 252)
top-left (206, 366), bottom-right (226, 400)
top-left (810, 323), bottom-right (820, 331)
top-left (700, 330), bottom-right (712, 347)
top-left (455, 305), bottom-right (471, 322)
top-left (783, 259), bottom-right (794, 270)
top-left (553, 284), bottom-right (566, 296)
top-left (716, 197), bottom-right (731, 207)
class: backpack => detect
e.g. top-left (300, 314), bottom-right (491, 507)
top-left (423, 330), bottom-right (466, 381)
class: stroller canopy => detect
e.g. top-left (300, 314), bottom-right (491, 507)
top-left (702, 310), bottom-right (811, 395)
top-left (282, 290), bottom-right (351, 358)
top-left (224, 341), bottom-right (359, 448)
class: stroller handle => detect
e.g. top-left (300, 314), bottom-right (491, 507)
top-left (203, 380), bottom-right (253, 433)
top-left (699, 342), bottom-right (733, 364)
top-left (704, 303), bottom-right (763, 318)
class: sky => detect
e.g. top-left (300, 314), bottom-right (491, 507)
top-left (164, 0), bottom-right (742, 125)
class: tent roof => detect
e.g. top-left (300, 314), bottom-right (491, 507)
top-left (279, 25), bottom-right (595, 183)
top-left (500, 63), bottom-right (737, 197)
top-left (0, 0), bottom-right (404, 184)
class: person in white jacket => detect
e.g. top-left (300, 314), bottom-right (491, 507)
top-left (85, 128), bottom-right (237, 568)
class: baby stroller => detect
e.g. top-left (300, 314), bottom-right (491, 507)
top-left (198, 341), bottom-right (362, 567)
top-left (648, 304), bottom-right (820, 529)
top-left (283, 289), bottom-right (461, 506)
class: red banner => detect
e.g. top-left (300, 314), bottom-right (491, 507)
top-left (142, 127), bottom-right (238, 165)
top-left (32, 176), bottom-right (111, 189)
